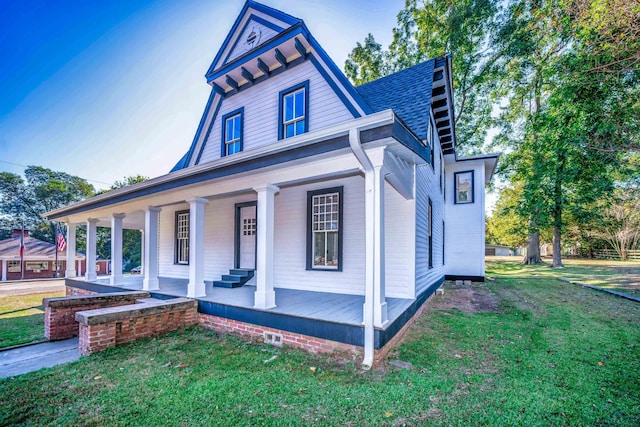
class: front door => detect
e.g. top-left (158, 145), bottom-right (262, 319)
top-left (239, 205), bottom-right (256, 269)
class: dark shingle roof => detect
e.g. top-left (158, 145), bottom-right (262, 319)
top-left (356, 59), bottom-right (435, 140)
top-left (0, 236), bottom-right (82, 258)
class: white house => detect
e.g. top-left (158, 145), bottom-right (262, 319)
top-left (45, 1), bottom-right (498, 367)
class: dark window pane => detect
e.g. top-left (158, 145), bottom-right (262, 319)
top-left (326, 232), bottom-right (338, 266)
top-left (285, 123), bottom-right (295, 138)
top-left (295, 119), bottom-right (305, 135)
top-left (284, 95), bottom-right (294, 121)
top-left (314, 233), bottom-right (325, 266)
top-left (295, 90), bottom-right (304, 118)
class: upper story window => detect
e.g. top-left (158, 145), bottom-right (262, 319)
top-left (454, 170), bottom-right (474, 204)
top-left (175, 210), bottom-right (190, 264)
top-left (279, 81), bottom-right (309, 140)
top-left (221, 108), bottom-right (244, 156)
top-left (428, 118), bottom-right (435, 169)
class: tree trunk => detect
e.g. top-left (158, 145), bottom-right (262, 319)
top-left (522, 231), bottom-right (542, 264)
top-left (552, 226), bottom-right (564, 267)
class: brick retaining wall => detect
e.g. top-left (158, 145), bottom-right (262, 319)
top-left (44, 292), bottom-right (149, 341)
top-left (76, 298), bottom-right (198, 355)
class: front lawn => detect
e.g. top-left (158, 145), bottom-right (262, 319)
top-left (0, 291), bottom-right (64, 348)
top-left (487, 256), bottom-right (640, 297)
top-left (1, 259), bottom-right (639, 426)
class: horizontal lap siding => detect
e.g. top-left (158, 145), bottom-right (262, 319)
top-left (385, 180), bottom-right (414, 298)
top-left (274, 176), bottom-right (365, 295)
top-left (198, 60), bottom-right (353, 164)
top-left (444, 162), bottom-right (485, 278)
top-left (416, 145), bottom-right (446, 293)
top-left (159, 204), bottom-right (189, 279)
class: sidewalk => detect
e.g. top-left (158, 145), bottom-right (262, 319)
top-left (0, 338), bottom-right (79, 378)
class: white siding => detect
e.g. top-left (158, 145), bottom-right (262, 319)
top-left (273, 176), bottom-right (365, 295)
top-left (444, 160), bottom-right (486, 278)
top-left (384, 180), bottom-right (415, 298)
top-left (158, 203), bottom-right (190, 279)
top-left (198, 60), bottom-right (354, 164)
top-left (415, 139), bottom-right (446, 294)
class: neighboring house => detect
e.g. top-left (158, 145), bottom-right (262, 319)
top-left (485, 244), bottom-right (513, 256)
top-left (0, 229), bottom-right (89, 281)
top-left (45, 1), bottom-right (498, 366)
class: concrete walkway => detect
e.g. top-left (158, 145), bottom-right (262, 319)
top-left (0, 338), bottom-right (79, 378)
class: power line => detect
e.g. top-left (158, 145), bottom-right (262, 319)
top-left (0, 159), bottom-right (112, 186)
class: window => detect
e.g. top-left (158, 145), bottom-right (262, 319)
top-left (428, 198), bottom-right (433, 269)
top-left (221, 108), bottom-right (243, 156)
top-left (279, 81), bottom-right (309, 140)
top-left (442, 221), bottom-right (445, 265)
top-left (26, 261), bottom-right (48, 271)
top-left (175, 210), bottom-right (190, 264)
top-left (243, 218), bottom-right (256, 236)
top-left (8, 260), bottom-right (21, 273)
top-left (454, 170), bottom-right (474, 204)
top-left (307, 187), bottom-right (343, 271)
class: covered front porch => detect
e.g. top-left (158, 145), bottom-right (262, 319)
top-left (89, 275), bottom-right (414, 327)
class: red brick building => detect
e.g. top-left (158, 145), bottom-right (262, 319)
top-left (0, 229), bottom-right (108, 281)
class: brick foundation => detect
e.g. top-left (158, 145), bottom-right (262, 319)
top-left (76, 298), bottom-right (198, 355)
top-left (199, 314), bottom-right (359, 355)
top-left (44, 292), bottom-right (150, 341)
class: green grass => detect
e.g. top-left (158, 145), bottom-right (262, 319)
top-left (487, 256), bottom-right (640, 297)
top-left (0, 291), bottom-right (64, 348)
top-left (1, 259), bottom-right (639, 426)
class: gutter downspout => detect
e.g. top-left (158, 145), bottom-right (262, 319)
top-left (349, 128), bottom-right (376, 370)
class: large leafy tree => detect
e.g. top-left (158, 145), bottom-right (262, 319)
top-left (0, 166), bottom-right (95, 242)
top-left (345, 0), bottom-right (501, 152)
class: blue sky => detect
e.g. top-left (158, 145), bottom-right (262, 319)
top-left (0, 0), bottom-right (404, 190)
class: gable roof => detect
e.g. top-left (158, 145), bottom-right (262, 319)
top-left (0, 236), bottom-right (82, 259)
top-left (205, 0), bottom-right (301, 78)
top-left (356, 60), bottom-right (435, 141)
top-left (356, 55), bottom-right (457, 155)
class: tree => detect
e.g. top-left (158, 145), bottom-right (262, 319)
top-left (0, 166), bottom-right (95, 242)
top-left (345, 0), bottom-right (501, 152)
top-left (590, 189), bottom-right (640, 260)
top-left (486, 182), bottom-right (530, 248)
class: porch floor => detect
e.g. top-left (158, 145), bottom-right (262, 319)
top-left (93, 275), bottom-right (413, 328)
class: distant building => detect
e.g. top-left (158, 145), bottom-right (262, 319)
top-left (0, 229), bottom-right (107, 281)
top-left (485, 244), bottom-right (513, 256)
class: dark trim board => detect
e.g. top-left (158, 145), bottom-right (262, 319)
top-left (445, 275), bottom-right (485, 282)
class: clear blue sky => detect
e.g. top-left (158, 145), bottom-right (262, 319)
top-left (0, 0), bottom-right (404, 190)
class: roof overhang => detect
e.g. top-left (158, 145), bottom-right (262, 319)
top-left (453, 152), bottom-right (500, 183)
top-left (431, 55), bottom-right (457, 155)
top-left (44, 110), bottom-right (425, 222)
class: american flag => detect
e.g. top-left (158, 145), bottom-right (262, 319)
top-left (56, 225), bottom-right (67, 252)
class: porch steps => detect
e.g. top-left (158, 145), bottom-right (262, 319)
top-left (213, 269), bottom-right (254, 288)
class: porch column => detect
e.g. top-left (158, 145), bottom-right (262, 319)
top-left (139, 229), bottom-right (145, 276)
top-left (110, 214), bottom-right (125, 285)
top-left (372, 165), bottom-right (388, 327)
top-left (1, 259), bottom-right (6, 281)
top-left (187, 198), bottom-right (208, 298)
top-left (85, 219), bottom-right (98, 281)
top-left (142, 207), bottom-right (161, 291)
top-left (253, 184), bottom-right (279, 309)
top-left (65, 223), bottom-right (77, 278)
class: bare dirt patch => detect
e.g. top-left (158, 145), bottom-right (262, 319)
top-left (426, 282), bottom-right (502, 313)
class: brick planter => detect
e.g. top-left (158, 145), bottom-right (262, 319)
top-left (75, 298), bottom-right (198, 355)
top-left (44, 292), bottom-right (150, 341)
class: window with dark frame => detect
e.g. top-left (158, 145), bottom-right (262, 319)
top-left (306, 187), bottom-right (343, 271)
top-left (454, 170), bottom-right (474, 204)
top-left (440, 152), bottom-right (444, 193)
top-left (222, 108), bottom-right (243, 156)
top-left (428, 197), bottom-right (433, 268)
top-left (428, 120), bottom-right (435, 169)
top-left (279, 81), bottom-right (309, 140)
top-left (442, 220), bottom-right (445, 265)
top-left (175, 210), bottom-right (190, 264)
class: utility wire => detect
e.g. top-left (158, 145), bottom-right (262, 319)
top-left (0, 159), bottom-right (112, 186)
